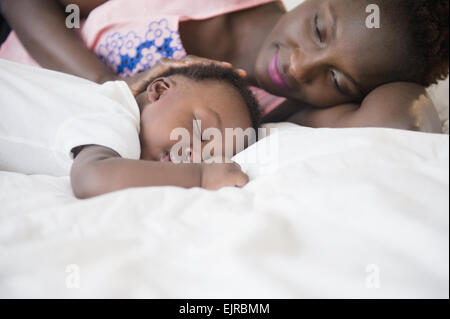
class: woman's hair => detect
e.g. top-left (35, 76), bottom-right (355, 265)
top-left (384, 0), bottom-right (449, 86)
top-left (152, 64), bottom-right (261, 132)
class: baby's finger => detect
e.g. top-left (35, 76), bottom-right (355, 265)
top-left (234, 172), bottom-right (249, 188)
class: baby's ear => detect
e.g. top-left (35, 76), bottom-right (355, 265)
top-left (147, 78), bottom-right (171, 102)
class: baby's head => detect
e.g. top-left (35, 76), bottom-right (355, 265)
top-left (135, 65), bottom-right (261, 162)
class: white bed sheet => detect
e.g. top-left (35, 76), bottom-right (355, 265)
top-left (0, 124), bottom-right (448, 298)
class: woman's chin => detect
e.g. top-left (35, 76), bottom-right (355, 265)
top-left (255, 69), bottom-right (285, 98)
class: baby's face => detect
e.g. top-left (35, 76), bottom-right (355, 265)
top-left (135, 75), bottom-right (253, 162)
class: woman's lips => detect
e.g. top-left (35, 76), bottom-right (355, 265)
top-left (268, 52), bottom-right (290, 89)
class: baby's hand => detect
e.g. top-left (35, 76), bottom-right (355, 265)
top-left (200, 161), bottom-right (249, 190)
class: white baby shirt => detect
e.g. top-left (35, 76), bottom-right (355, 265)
top-left (0, 59), bottom-right (141, 176)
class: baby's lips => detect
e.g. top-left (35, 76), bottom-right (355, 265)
top-left (159, 151), bottom-right (171, 162)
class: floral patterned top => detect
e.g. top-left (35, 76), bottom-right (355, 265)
top-left (0, 0), bottom-right (286, 114)
top-left (96, 18), bottom-right (186, 76)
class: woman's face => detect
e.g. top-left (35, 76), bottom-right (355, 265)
top-left (255, 0), bottom-right (406, 107)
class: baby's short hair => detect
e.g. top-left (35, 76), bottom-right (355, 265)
top-left (152, 64), bottom-right (261, 133)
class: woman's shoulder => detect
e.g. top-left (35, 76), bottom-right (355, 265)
top-left (82, 0), bottom-right (277, 77)
top-left (86, 0), bottom-right (277, 23)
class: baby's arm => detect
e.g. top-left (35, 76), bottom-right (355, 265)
top-left (70, 145), bottom-right (249, 199)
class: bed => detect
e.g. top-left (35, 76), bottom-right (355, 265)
top-left (1, 119), bottom-right (448, 298)
top-left (1, 0), bottom-right (449, 300)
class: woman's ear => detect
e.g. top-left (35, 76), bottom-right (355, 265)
top-left (147, 78), bottom-right (171, 103)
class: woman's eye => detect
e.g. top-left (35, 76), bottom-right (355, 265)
top-left (314, 14), bottom-right (323, 43)
top-left (331, 70), bottom-right (344, 95)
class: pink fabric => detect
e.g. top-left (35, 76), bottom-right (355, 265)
top-left (0, 0), bottom-right (285, 114)
top-left (249, 86), bottom-right (286, 115)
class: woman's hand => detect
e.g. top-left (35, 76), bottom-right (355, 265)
top-left (123, 55), bottom-right (247, 97)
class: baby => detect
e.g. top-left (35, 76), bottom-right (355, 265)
top-left (0, 59), bottom-right (260, 198)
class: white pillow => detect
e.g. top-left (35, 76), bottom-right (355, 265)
top-left (282, 0), bottom-right (304, 11)
top-left (427, 77), bottom-right (449, 134)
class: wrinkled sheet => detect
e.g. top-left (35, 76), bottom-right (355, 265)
top-left (0, 124), bottom-right (448, 298)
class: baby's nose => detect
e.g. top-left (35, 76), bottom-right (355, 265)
top-left (184, 145), bottom-right (202, 163)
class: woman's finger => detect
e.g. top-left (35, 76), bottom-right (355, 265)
top-left (185, 55), bottom-right (231, 67)
top-left (235, 68), bottom-right (247, 78)
top-left (160, 55), bottom-right (247, 78)
top-left (182, 55), bottom-right (247, 78)
top-left (127, 55), bottom-right (249, 96)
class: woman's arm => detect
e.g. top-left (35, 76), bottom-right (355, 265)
top-left (283, 82), bottom-right (442, 133)
top-left (71, 145), bottom-right (249, 199)
top-left (0, 0), bottom-right (116, 83)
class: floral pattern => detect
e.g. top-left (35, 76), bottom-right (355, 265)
top-left (96, 19), bottom-right (186, 76)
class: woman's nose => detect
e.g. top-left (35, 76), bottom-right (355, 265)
top-left (289, 48), bottom-right (319, 84)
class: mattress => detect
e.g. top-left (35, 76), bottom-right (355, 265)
top-left (1, 124), bottom-right (448, 298)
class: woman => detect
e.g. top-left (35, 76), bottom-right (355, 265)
top-left (1, 0), bottom-right (448, 132)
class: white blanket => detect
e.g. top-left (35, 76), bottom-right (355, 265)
top-left (0, 124), bottom-right (448, 298)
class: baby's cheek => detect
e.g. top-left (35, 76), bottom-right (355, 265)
top-left (138, 126), bottom-right (158, 161)
top-left (139, 143), bottom-right (154, 161)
